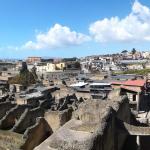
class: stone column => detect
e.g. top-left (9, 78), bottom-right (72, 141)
top-left (136, 135), bottom-right (141, 150)
top-left (136, 92), bottom-right (140, 113)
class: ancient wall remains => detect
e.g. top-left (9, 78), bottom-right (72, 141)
top-left (21, 117), bottom-right (53, 150)
top-left (0, 101), bottom-right (16, 119)
top-left (45, 108), bottom-right (73, 131)
top-left (35, 96), bottom-right (132, 150)
top-left (0, 105), bottom-right (29, 129)
top-left (12, 107), bottom-right (44, 133)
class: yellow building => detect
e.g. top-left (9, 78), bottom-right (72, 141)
top-left (36, 62), bottom-right (65, 72)
top-left (55, 62), bottom-right (65, 70)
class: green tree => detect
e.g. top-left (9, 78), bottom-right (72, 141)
top-left (121, 50), bottom-right (128, 53)
top-left (20, 61), bottom-right (28, 74)
top-left (132, 48), bottom-right (136, 54)
top-left (9, 62), bottom-right (36, 87)
top-left (31, 66), bottom-right (38, 80)
top-left (74, 62), bottom-right (81, 69)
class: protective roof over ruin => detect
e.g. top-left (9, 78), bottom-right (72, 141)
top-left (90, 82), bottom-right (111, 86)
top-left (69, 82), bottom-right (88, 87)
top-left (25, 91), bottom-right (44, 99)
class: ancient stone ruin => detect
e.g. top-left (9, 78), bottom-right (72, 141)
top-left (35, 90), bottom-right (150, 150)
top-left (0, 89), bottom-right (83, 150)
top-left (0, 85), bottom-right (150, 150)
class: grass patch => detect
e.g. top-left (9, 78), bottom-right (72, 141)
top-left (113, 69), bottom-right (150, 76)
top-left (0, 130), bottom-right (24, 150)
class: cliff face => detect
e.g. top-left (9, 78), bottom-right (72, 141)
top-left (35, 94), bottom-right (132, 150)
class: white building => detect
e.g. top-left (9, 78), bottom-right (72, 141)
top-left (142, 51), bottom-right (150, 59)
top-left (36, 62), bottom-right (64, 73)
top-left (36, 63), bottom-right (56, 73)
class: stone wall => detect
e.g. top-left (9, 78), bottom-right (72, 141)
top-left (39, 99), bottom-right (52, 110)
top-left (12, 107), bottom-right (44, 134)
top-left (0, 105), bottom-right (29, 130)
top-left (115, 96), bottom-right (131, 150)
top-left (91, 96), bottom-right (131, 150)
top-left (45, 107), bottom-right (73, 131)
top-left (27, 98), bottom-right (40, 108)
top-left (75, 92), bottom-right (91, 100)
top-left (21, 117), bottom-right (53, 150)
top-left (35, 96), bottom-right (132, 150)
top-left (0, 101), bottom-right (16, 119)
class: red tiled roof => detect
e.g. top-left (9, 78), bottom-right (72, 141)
top-left (121, 85), bottom-right (141, 93)
top-left (111, 81), bottom-right (125, 85)
top-left (111, 80), bottom-right (146, 87)
top-left (123, 80), bottom-right (146, 87)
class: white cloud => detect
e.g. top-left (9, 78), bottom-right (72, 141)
top-left (89, 0), bottom-right (150, 43)
top-left (23, 24), bottom-right (90, 50)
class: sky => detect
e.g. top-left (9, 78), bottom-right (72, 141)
top-left (0, 0), bottom-right (150, 58)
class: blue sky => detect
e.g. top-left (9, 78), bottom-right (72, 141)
top-left (0, 0), bottom-right (150, 58)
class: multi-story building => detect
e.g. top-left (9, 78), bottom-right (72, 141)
top-left (36, 62), bottom-right (65, 73)
top-left (90, 82), bottom-right (112, 99)
top-left (142, 51), bottom-right (150, 59)
top-left (26, 57), bottom-right (42, 64)
top-left (62, 57), bottom-right (81, 70)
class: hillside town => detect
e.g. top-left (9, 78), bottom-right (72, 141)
top-left (0, 49), bottom-right (150, 149)
top-left (1, 49), bottom-right (150, 74)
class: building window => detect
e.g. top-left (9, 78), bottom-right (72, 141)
top-left (133, 94), bottom-right (136, 101)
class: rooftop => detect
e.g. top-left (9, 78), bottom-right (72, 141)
top-left (25, 91), bottom-right (44, 99)
top-left (120, 59), bottom-right (147, 64)
top-left (90, 83), bottom-right (111, 86)
top-left (69, 82), bottom-right (88, 87)
top-left (111, 74), bottom-right (137, 80)
top-left (121, 85), bottom-right (141, 93)
top-left (112, 79), bottom-right (146, 87)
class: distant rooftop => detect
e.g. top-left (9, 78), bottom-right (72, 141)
top-left (120, 59), bottom-right (147, 64)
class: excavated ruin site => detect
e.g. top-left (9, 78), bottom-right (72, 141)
top-left (0, 86), bottom-right (150, 150)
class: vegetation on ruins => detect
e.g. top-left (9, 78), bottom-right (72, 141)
top-left (9, 62), bottom-right (37, 86)
top-left (114, 69), bottom-right (150, 76)
top-left (0, 130), bottom-right (24, 150)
